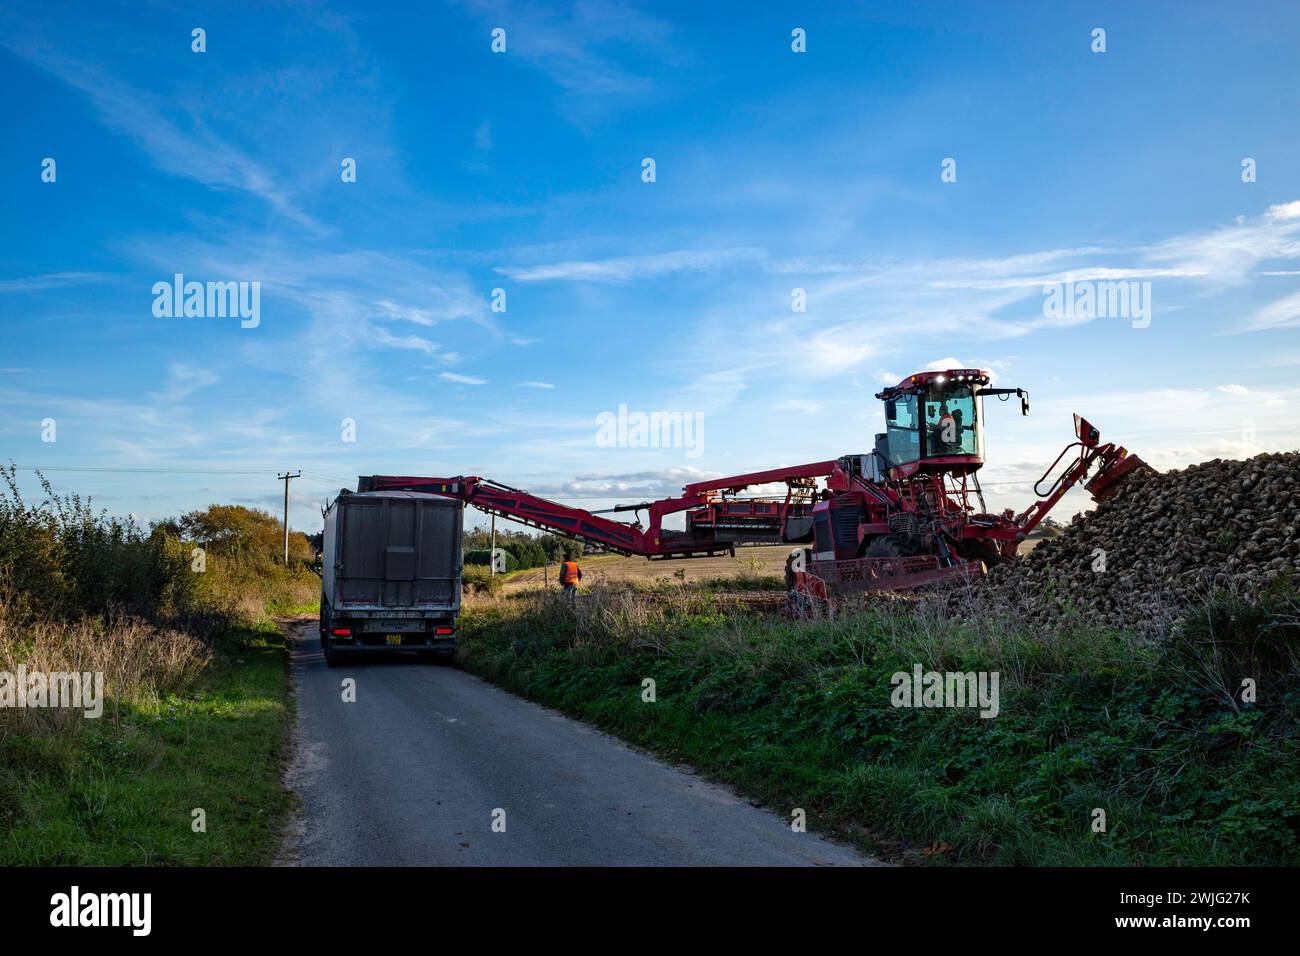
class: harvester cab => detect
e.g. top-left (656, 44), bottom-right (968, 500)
top-left (875, 370), bottom-right (1030, 481)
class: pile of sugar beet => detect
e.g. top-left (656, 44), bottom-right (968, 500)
top-left (929, 451), bottom-right (1300, 637)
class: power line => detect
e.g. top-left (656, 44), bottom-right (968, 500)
top-left (11, 464), bottom-right (344, 485)
top-left (13, 465), bottom-right (276, 475)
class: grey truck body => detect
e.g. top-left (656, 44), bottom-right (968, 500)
top-left (319, 490), bottom-right (463, 664)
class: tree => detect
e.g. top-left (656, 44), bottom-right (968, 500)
top-left (173, 504), bottom-right (312, 562)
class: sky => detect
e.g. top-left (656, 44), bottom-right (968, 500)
top-left (2, 0), bottom-right (1299, 536)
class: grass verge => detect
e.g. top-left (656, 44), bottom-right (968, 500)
top-left (458, 581), bottom-right (1300, 866)
top-left (0, 618), bottom-right (294, 865)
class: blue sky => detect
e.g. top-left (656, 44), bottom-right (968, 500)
top-left (2, 0), bottom-right (1299, 535)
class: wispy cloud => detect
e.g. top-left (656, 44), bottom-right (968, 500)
top-left (0, 34), bottom-right (321, 231)
top-left (1242, 289), bottom-right (1300, 332)
top-left (0, 271), bottom-right (110, 293)
top-left (152, 363), bottom-right (220, 402)
top-left (372, 328), bottom-right (447, 356)
top-left (458, 0), bottom-right (677, 126)
top-left (498, 247), bottom-right (767, 282)
top-left (441, 372), bottom-right (487, 385)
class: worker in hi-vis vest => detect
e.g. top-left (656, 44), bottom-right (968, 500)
top-left (559, 554), bottom-right (582, 602)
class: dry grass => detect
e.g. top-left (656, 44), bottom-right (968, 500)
top-left (0, 595), bottom-right (212, 740)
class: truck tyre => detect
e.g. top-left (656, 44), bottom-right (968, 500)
top-left (323, 636), bottom-right (344, 668)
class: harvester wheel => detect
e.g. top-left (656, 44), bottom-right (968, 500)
top-left (784, 588), bottom-right (829, 619)
top-left (963, 539), bottom-right (1007, 568)
top-left (865, 535), bottom-right (903, 558)
top-left (784, 548), bottom-right (812, 590)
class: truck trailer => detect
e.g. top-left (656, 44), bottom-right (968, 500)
top-left (318, 490), bottom-right (463, 667)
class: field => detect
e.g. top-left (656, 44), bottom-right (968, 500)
top-left (503, 539), bottom-right (1044, 593)
top-left (503, 545), bottom-right (793, 591)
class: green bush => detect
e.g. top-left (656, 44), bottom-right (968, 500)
top-left (462, 564), bottom-right (502, 594)
top-left (465, 548), bottom-right (519, 571)
top-left (462, 531), bottom-right (581, 570)
top-left (0, 465), bottom-right (200, 621)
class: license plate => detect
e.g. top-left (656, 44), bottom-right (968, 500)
top-left (385, 634), bottom-right (403, 646)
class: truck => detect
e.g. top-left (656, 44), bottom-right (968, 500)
top-left (317, 490), bottom-right (463, 667)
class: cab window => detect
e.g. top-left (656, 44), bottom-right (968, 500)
top-left (923, 384), bottom-right (979, 456)
top-left (885, 393), bottom-right (921, 467)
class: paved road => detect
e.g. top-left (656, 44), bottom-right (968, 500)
top-left (283, 623), bottom-right (878, 866)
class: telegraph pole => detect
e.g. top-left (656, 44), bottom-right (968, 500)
top-left (489, 512), bottom-right (497, 577)
top-left (277, 471), bottom-right (301, 565)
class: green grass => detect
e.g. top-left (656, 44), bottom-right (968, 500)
top-left (458, 583), bottom-right (1300, 866)
top-left (0, 620), bottom-right (294, 866)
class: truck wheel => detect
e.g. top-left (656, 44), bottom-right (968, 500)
top-left (323, 637), bottom-right (344, 668)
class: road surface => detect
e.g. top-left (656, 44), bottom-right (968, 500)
top-left (282, 622), bottom-right (879, 866)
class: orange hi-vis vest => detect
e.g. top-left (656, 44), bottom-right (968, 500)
top-left (560, 560), bottom-right (580, 585)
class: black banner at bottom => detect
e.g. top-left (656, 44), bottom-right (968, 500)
top-left (0, 865), bottom-right (1282, 942)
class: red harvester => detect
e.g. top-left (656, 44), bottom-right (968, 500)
top-left (358, 368), bottom-right (1146, 611)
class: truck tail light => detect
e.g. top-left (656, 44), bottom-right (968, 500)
top-left (435, 627), bottom-right (455, 636)
top-left (331, 627), bottom-right (352, 637)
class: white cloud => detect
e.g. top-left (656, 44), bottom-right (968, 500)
top-left (552, 467), bottom-right (719, 499)
top-left (1265, 200), bottom-right (1300, 222)
top-left (924, 357), bottom-right (966, 371)
top-left (155, 363), bottom-right (220, 402)
top-left (0, 272), bottom-right (109, 293)
top-left (371, 328), bottom-right (444, 356)
top-left (373, 300), bottom-right (437, 326)
top-left (498, 247), bottom-right (767, 283)
top-left (440, 372), bottom-right (487, 385)
top-left (458, 0), bottom-right (676, 126)
top-left (517, 380), bottom-right (555, 389)
top-left (1241, 289), bottom-right (1300, 332)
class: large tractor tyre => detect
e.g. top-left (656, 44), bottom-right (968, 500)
top-left (865, 535), bottom-right (904, 559)
top-left (966, 539), bottom-right (1008, 569)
